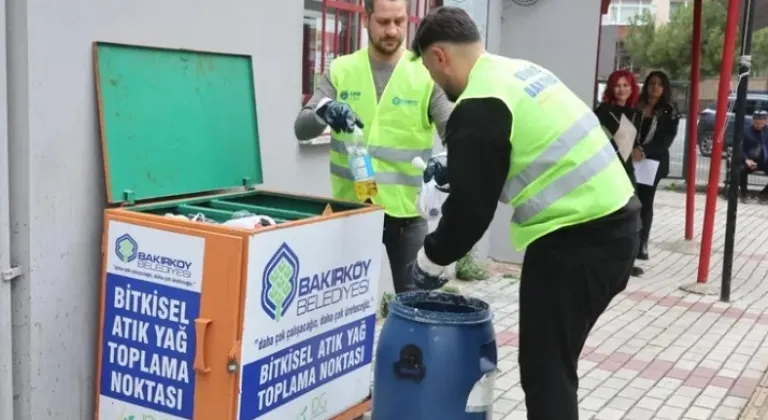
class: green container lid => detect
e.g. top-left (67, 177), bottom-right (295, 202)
top-left (94, 42), bottom-right (264, 204)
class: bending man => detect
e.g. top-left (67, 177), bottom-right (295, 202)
top-left (408, 7), bottom-right (641, 419)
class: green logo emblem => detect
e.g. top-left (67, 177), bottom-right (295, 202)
top-left (114, 234), bottom-right (138, 263)
top-left (261, 243), bottom-right (300, 321)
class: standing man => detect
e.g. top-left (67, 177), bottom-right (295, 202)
top-left (408, 7), bottom-right (641, 419)
top-left (293, 0), bottom-right (453, 294)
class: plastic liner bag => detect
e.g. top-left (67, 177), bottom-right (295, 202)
top-left (412, 152), bottom-right (450, 221)
top-left (222, 213), bottom-right (277, 229)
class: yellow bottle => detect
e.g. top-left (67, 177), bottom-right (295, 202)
top-left (347, 127), bottom-right (378, 201)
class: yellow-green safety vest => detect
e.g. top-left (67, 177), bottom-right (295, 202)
top-left (456, 54), bottom-right (635, 250)
top-left (329, 48), bottom-right (436, 218)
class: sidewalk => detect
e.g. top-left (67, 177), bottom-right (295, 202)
top-left (396, 190), bottom-right (768, 420)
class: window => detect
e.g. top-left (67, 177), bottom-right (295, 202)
top-left (301, 0), bottom-right (364, 104)
top-left (745, 100), bottom-right (763, 116)
top-left (619, 5), bottom-right (641, 23)
top-left (601, 0), bottom-right (655, 26)
top-left (301, 0), bottom-right (437, 105)
top-left (407, 0), bottom-right (435, 46)
top-left (615, 41), bottom-right (634, 71)
top-left (669, 1), bottom-right (689, 17)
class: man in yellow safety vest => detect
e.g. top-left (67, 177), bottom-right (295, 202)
top-left (408, 7), bottom-right (642, 419)
top-left (293, 0), bottom-right (453, 294)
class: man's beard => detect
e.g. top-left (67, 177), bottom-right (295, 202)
top-left (370, 35), bottom-right (403, 56)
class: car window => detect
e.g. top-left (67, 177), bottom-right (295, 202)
top-left (745, 100), bottom-right (760, 115)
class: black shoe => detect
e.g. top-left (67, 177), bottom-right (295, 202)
top-left (637, 241), bottom-right (649, 260)
top-left (741, 194), bottom-right (757, 204)
top-left (630, 266), bottom-right (644, 277)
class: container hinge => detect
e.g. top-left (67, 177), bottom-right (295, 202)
top-left (1, 265), bottom-right (22, 282)
top-left (227, 340), bottom-right (242, 373)
top-left (242, 177), bottom-right (255, 190)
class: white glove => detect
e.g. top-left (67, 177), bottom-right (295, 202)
top-left (413, 153), bottom-right (450, 221)
top-left (409, 248), bottom-right (449, 290)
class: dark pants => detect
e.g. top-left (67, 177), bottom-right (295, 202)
top-left (382, 214), bottom-right (428, 294)
top-left (739, 164), bottom-right (768, 196)
top-left (519, 227), bottom-right (639, 420)
top-left (636, 178), bottom-right (660, 242)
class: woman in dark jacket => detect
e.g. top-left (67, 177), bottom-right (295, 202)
top-left (595, 69), bottom-right (644, 277)
top-left (634, 71), bottom-right (681, 261)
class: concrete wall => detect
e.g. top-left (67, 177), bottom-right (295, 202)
top-left (0, 1), bottom-right (13, 419)
top-left (7, 0), bottom-right (320, 418)
top-left (487, 0), bottom-right (603, 264)
top-left (597, 25), bottom-right (618, 80)
top-left (2, 0), bottom-right (604, 418)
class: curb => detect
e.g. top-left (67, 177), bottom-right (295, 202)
top-left (739, 369), bottom-right (768, 419)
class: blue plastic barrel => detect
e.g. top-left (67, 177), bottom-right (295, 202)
top-left (372, 291), bottom-right (497, 420)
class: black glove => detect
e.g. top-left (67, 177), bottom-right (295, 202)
top-left (409, 249), bottom-right (449, 290)
top-left (316, 100), bottom-right (364, 133)
top-left (422, 154), bottom-right (450, 193)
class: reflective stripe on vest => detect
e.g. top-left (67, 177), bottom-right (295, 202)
top-left (328, 48), bottom-right (435, 217)
top-left (499, 112), bottom-right (600, 202)
top-left (455, 54), bottom-right (635, 249)
top-left (329, 161), bottom-right (422, 187)
top-left (330, 137), bottom-right (433, 164)
top-left (512, 140), bottom-right (617, 224)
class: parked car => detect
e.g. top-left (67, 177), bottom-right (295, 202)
top-left (697, 91), bottom-right (768, 157)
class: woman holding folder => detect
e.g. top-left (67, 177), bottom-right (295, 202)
top-left (595, 69), bottom-right (644, 277)
top-left (633, 71), bottom-right (680, 261)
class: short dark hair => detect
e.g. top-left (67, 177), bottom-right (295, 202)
top-left (364, 0), bottom-right (406, 15)
top-left (410, 7), bottom-right (482, 58)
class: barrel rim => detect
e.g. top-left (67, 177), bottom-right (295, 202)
top-left (388, 291), bottom-right (493, 325)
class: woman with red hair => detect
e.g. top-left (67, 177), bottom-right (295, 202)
top-left (595, 69), bottom-right (644, 277)
top-left (602, 69), bottom-right (640, 107)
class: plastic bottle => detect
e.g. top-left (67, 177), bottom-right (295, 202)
top-left (412, 157), bottom-right (427, 171)
top-left (346, 127), bottom-right (378, 201)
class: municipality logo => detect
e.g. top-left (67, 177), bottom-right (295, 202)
top-left (339, 90), bottom-right (361, 101)
top-left (392, 96), bottom-right (418, 106)
top-left (115, 234), bottom-right (138, 264)
top-left (261, 243), bottom-right (300, 321)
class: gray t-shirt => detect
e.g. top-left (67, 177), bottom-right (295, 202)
top-left (294, 56), bottom-right (453, 141)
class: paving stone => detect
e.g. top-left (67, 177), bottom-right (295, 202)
top-left (372, 192), bottom-right (768, 420)
top-left (657, 405), bottom-right (687, 420)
